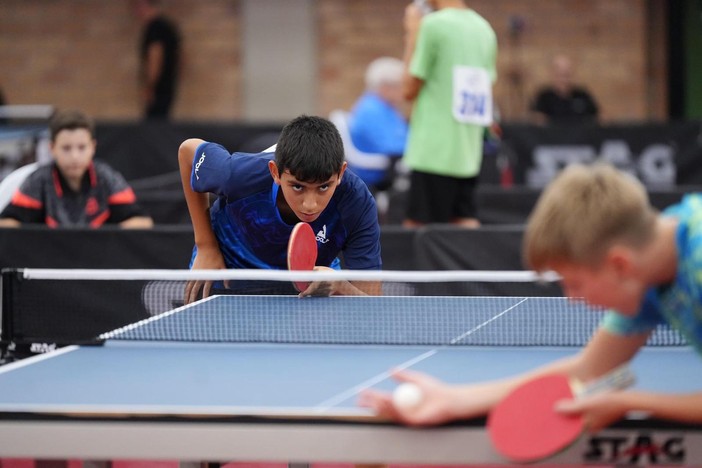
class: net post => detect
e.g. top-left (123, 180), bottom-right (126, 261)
top-left (1, 268), bottom-right (22, 362)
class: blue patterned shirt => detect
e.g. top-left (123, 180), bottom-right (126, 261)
top-left (602, 194), bottom-right (702, 355)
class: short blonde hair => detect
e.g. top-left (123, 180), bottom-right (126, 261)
top-left (524, 164), bottom-right (658, 271)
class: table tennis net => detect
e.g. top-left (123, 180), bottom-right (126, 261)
top-left (1, 268), bottom-right (688, 350)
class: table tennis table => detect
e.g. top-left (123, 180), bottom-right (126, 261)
top-left (0, 294), bottom-right (701, 466)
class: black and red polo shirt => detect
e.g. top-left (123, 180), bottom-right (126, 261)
top-left (0, 161), bottom-right (147, 227)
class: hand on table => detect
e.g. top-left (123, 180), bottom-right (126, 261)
top-left (184, 246), bottom-right (228, 304)
top-left (358, 369), bottom-right (458, 426)
top-left (298, 266), bottom-right (369, 297)
top-left (556, 390), bottom-right (629, 433)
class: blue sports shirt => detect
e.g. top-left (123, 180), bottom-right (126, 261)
top-left (348, 92), bottom-right (408, 187)
top-left (190, 142), bottom-right (382, 271)
top-left (602, 194), bottom-right (702, 354)
top-left (349, 92), bottom-right (408, 157)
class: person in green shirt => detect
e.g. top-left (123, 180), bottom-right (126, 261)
top-left (401, 0), bottom-right (497, 228)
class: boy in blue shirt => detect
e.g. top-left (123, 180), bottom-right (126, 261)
top-left (178, 115), bottom-right (382, 303)
top-left (360, 164), bottom-right (702, 430)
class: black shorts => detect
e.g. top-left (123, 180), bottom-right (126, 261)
top-left (405, 171), bottom-right (479, 223)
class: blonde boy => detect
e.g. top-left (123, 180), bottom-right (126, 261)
top-left (360, 164), bottom-right (702, 430)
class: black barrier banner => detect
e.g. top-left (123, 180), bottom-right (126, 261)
top-left (499, 121), bottom-right (702, 188)
top-left (94, 121), bottom-right (284, 181)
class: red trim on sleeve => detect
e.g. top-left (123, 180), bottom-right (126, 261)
top-left (10, 191), bottom-right (43, 209)
top-left (45, 216), bottom-right (58, 228)
top-left (89, 210), bottom-right (110, 228)
top-left (108, 188), bottom-right (137, 205)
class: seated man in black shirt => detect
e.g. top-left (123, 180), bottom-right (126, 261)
top-left (530, 54), bottom-right (599, 125)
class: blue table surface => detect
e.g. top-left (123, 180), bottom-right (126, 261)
top-left (0, 295), bottom-right (699, 417)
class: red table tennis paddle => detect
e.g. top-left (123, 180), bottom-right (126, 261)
top-left (287, 222), bottom-right (318, 292)
top-left (487, 364), bottom-right (635, 463)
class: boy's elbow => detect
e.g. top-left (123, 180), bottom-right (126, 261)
top-left (178, 138), bottom-right (204, 164)
top-left (402, 83), bottom-right (420, 102)
top-left (402, 74), bottom-right (422, 101)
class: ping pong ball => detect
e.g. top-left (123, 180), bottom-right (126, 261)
top-left (393, 382), bottom-right (424, 409)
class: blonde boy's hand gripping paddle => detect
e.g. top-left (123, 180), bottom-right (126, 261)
top-left (487, 364), bottom-right (635, 463)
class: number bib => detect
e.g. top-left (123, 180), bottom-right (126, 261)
top-left (452, 66), bottom-right (492, 125)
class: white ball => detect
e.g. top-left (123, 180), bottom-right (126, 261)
top-left (392, 382), bottom-right (424, 409)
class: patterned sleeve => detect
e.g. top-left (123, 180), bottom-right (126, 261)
top-left (190, 142), bottom-right (273, 199)
top-left (601, 289), bottom-right (664, 336)
top-left (190, 142), bottom-right (233, 196)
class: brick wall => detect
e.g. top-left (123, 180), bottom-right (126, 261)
top-left (0, 0), bottom-right (666, 122)
top-left (0, 0), bottom-right (242, 120)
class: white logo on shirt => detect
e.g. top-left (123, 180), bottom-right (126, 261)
top-left (316, 225), bottom-right (329, 244)
top-left (194, 153), bottom-right (206, 180)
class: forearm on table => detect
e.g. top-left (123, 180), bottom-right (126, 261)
top-left (448, 355), bottom-right (582, 419)
top-left (0, 218), bottom-right (20, 227)
top-left (618, 391), bottom-right (702, 423)
top-left (119, 216), bottom-right (154, 229)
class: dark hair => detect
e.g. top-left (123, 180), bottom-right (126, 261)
top-left (274, 115), bottom-right (345, 182)
top-left (49, 109), bottom-right (95, 142)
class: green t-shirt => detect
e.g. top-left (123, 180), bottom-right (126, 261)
top-left (405, 8), bottom-right (497, 177)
